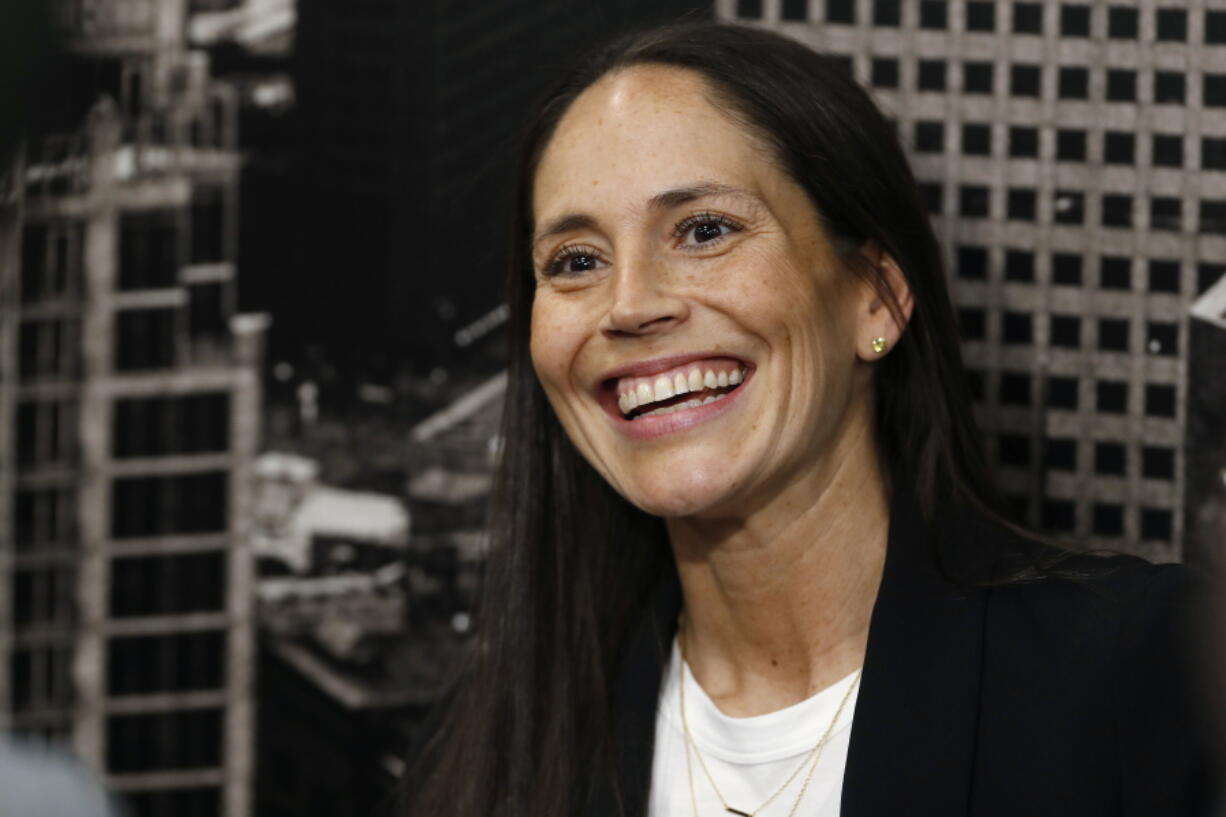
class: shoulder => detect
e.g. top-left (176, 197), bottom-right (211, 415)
top-left (978, 546), bottom-right (1219, 814)
top-left (0, 736), bottom-right (120, 817)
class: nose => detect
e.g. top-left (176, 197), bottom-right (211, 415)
top-left (599, 256), bottom-right (690, 338)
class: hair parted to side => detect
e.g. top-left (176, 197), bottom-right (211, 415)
top-left (401, 21), bottom-right (1001, 817)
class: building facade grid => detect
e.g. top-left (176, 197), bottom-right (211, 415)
top-left (718, 0), bottom-right (1226, 561)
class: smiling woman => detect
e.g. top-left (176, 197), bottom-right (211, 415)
top-left (400, 22), bottom-right (1216, 817)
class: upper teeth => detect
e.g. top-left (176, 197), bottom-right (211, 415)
top-left (617, 365), bottom-right (746, 416)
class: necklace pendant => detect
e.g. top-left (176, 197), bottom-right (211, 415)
top-left (725, 809), bottom-right (752, 817)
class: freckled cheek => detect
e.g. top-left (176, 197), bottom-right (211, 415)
top-left (529, 301), bottom-right (590, 393)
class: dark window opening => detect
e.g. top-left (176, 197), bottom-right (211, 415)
top-left (1203, 137), bottom-right (1226, 170)
top-left (110, 551), bottom-right (227, 617)
top-left (110, 472), bottom-right (228, 539)
top-left (957, 245), bottom-right (989, 279)
top-left (1150, 197), bottom-right (1182, 232)
top-left (189, 186), bottom-right (226, 265)
top-left (14, 488), bottom-right (77, 551)
top-left (1054, 191), bottom-right (1084, 224)
top-left (918, 60), bottom-right (947, 91)
top-left (1009, 126), bottom-right (1039, 157)
top-left (1096, 380), bottom-right (1128, 413)
top-left (1100, 256), bottom-right (1131, 290)
top-left (1044, 438), bottom-right (1077, 471)
top-left (1005, 249), bottom-right (1034, 282)
top-left (1146, 322), bottom-right (1178, 356)
top-left (112, 392), bottom-right (230, 458)
top-left (920, 0), bottom-right (947, 28)
top-left (1048, 376), bottom-right (1080, 409)
top-left (1052, 253), bottom-right (1082, 285)
top-left (781, 0), bottom-right (808, 21)
top-left (871, 57), bottom-right (899, 88)
top-left (1108, 6), bottom-right (1138, 39)
top-left (963, 61), bottom-right (994, 94)
top-left (1098, 317), bottom-right (1130, 351)
top-left (1058, 66), bottom-right (1088, 99)
top-left (1154, 71), bottom-right (1186, 104)
top-left (1204, 74), bottom-right (1226, 107)
top-left (826, 0), bottom-right (855, 22)
top-left (1104, 131), bottom-right (1135, 164)
top-left (1094, 442), bottom-right (1127, 475)
top-left (1102, 194), bottom-right (1133, 228)
top-left (873, 0), bottom-right (901, 26)
top-left (1142, 446), bottom-right (1176, 480)
top-left (115, 308), bottom-right (177, 371)
top-left (1060, 5), bottom-right (1090, 37)
top-left (1003, 310), bottom-right (1033, 344)
top-left (1011, 65), bottom-right (1041, 97)
top-left (107, 709), bottom-right (223, 774)
top-left (1200, 200), bottom-right (1226, 234)
top-left (119, 210), bottom-right (179, 290)
top-left (1056, 128), bottom-right (1086, 160)
top-left (1148, 259), bottom-right (1180, 293)
top-left (1007, 188), bottom-right (1036, 221)
top-left (1156, 8), bottom-right (1187, 41)
top-left (1000, 372), bottom-right (1031, 405)
top-left (967, 1), bottom-right (995, 31)
top-left (960, 186), bottom-right (991, 217)
top-left (1144, 384), bottom-right (1177, 418)
top-left (1013, 3), bottom-right (1042, 33)
top-left (736, 0), bottom-right (762, 19)
top-left (962, 123), bottom-right (992, 155)
top-left (1050, 314), bottom-right (1080, 347)
top-left (108, 631), bottom-right (226, 695)
top-left (998, 434), bottom-right (1032, 467)
top-left (1092, 503), bottom-right (1125, 537)
top-left (915, 121), bottom-right (944, 152)
top-left (1141, 508), bottom-right (1172, 541)
top-left (1152, 134), bottom-right (1183, 167)
top-left (1106, 69), bottom-right (1137, 101)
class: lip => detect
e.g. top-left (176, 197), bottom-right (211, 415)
top-left (598, 362), bottom-right (755, 441)
top-left (596, 351), bottom-right (752, 385)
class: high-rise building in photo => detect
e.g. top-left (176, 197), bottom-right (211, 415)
top-left (0, 1), bottom-right (264, 815)
top-left (720, 0), bottom-right (1226, 562)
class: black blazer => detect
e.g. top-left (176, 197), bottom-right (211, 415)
top-left (587, 486), bottom-right (1218, 816)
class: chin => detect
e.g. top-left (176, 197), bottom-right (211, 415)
top-left (617, 467), bottom-right (738, 520)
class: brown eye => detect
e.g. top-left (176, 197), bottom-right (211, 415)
top-left (674, 213), bottom-right (743, 249)
top-left (693, 222), bottom-right (725, 243)
top-left (567, 254), bottom-right (599, 272)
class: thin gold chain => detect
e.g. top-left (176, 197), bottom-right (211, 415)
top-left (677, 623), bottom-right (861, 817)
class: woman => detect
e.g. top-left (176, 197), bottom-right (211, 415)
top-left (403, 22), bottom-right (1215, 817)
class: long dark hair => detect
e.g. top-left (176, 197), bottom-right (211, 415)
top-left (403, 21), bottom-right (1001, 816)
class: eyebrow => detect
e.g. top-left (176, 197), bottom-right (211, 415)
top-left (532, 182), bottom-right (759, 249)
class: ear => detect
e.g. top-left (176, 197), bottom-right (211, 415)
top-left (855, 243), bottom-right (914, 361)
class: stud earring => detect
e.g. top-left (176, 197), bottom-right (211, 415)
top-left (871, 336), bottom-right (888, 354)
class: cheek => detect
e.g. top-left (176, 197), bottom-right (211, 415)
top-left (529, 294), bottom-right (591, 400)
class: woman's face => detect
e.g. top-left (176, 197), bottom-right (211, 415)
top-left (529, 65), bottom-right (883, 520)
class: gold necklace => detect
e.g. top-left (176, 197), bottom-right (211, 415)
top-left (676, 629), bottom-right (861, 817)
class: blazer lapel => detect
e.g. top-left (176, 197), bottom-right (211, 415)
top-left (596, 485), bottom-right (994, 817)
top-left (840, 486), bottom-right (992, 817)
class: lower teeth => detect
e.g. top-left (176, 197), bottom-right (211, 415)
top-left (636, 392), bottom-right (728, 418)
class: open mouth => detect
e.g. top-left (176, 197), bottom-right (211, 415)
top-left (614, 361), bottom-right (749, 420)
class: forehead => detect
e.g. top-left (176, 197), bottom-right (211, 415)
top-left (532, 65), bottom-right (781, 221)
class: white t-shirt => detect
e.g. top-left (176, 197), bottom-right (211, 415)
top-left (647, 638), bottom-right (860, 817)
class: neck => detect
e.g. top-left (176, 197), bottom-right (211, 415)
top-left (667, 417), bottom-right (889, 718)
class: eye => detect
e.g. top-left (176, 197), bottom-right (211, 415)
top-left (674, 213), bottom-right (743, 249)
top-left (545, 244), bottom-right (606, 277)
